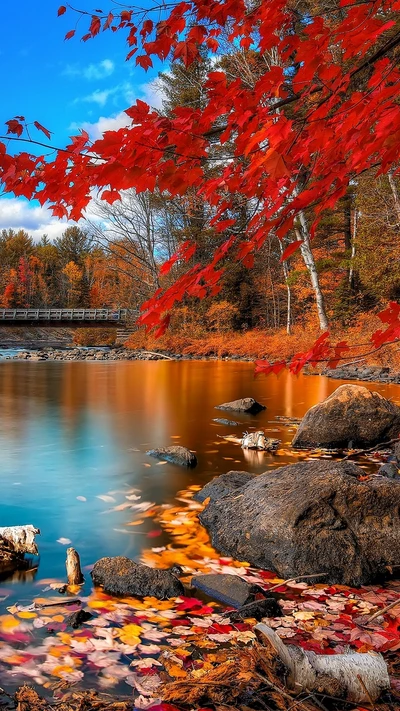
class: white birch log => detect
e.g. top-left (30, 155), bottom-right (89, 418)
top-left (0, 525), bottom-right (39, 557)
top-left (255, 622), bottom-right (390, 704)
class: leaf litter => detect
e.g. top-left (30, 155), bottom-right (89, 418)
top-left (0, 486), bottom-right (399, 710)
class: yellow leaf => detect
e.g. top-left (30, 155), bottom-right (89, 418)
top-left (293, 611), bottom-right (315, 621)
top-left (17, 611), bottom-right (37, 619)
top-left (0, 615), bottom-right (20, 632)
top-left (118, 623), bottom-right (142, 646)
top-left (51, 615), bottom-right (65, 623)
top-left (88, 599), bottom-right (116, 610)
top-left (52, 665), bottom-right (74, 678)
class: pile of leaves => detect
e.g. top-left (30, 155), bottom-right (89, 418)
top-left (0, 484), bottom-right (399, 711)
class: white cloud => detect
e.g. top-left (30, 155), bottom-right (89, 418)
top-left (0, 198), bottom-right (68, 241)
top-left (138, 78), bottom-right (165, 110)
top-left (64, 59), bottom-right (115, 81)
top-left (71, 78), bottom-right (165, 140)
top-left (81, 88), bottom-right (118, 107)
top-left (70, 111), bottom-right (132, 141)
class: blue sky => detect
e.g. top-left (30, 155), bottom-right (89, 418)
top-left (0, 0), bottom-right (163, 239)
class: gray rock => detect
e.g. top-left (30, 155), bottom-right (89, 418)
top-left (379, 462), bottom-right (399, 479)
top-left (65, 609), bottom-right (93, 628)
top-left (146, 445), bottom-right (197, 468)
top-left (199, 460), bottom-right (400, 586)
top-left (394, 441), bottom-right (400, 464)
top-left (191, 573), bottom-right (253, 607)
top-left (91, 556), bottom-right (184, 599)
top-left (194, 470), bottom-right (256, 503)
top-left (212, 418), bottom-right (239, 426)
top-left (228, 597), bottom-right (282, 621)
top-left (215, 398), bottom-right (265, 414)
top-left (292, 384), bottom-right (400, 449)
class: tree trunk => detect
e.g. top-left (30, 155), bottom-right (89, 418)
top-left (295, 210), bottom-right (329, 331)
top-left (388, 170), bottom-right (400, 224)
top-left (66, 547), bottom-right (84, 585)
top-left (255, 623), bottom-right (389, 704)
top-left (278, 238), bottom-right (292, 335)
top-left (343, 193), bottom-right (352, 251)
top-left (349, 207), bottom-right (358, 288)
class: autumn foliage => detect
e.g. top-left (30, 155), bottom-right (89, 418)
top-left (0, 0), bottom-right (400, 368)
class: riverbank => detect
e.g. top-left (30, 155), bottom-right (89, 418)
top-left (4, 346), bottom-right (400, 383)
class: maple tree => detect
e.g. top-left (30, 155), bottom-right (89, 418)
top-left (0, 0), bottom-right (400, 367)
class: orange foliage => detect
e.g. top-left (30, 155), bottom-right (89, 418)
top-left (127, 313), bottom-right (400, 369)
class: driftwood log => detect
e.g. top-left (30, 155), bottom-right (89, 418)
top-left (255, 623), bottom-right (390, 703)
top-left (66, 547), bottom-right (84, 585)
top-left (0, 525), bottom-right (39, 560)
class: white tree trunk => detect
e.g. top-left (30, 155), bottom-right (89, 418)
top-left (255, 623), bottom-right (390, 704)
top-left (349, 207), bottom-right (358, 286)
top-left (278, 238), bottom-right (292, 335)
top-left (295, 210), bottom-right (329, 331)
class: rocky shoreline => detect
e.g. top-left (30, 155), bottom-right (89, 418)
top-left (321, 363), bottom-right (400, 384)
top-left (2, 347), bottom-right (400, 382)
top-left (7, 347), bottom-right (253, 362)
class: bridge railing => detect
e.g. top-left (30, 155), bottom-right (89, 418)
top-left (0, 309), bottom-right (130, 322)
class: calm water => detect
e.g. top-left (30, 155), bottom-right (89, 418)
top-left (1, 360), bottom-right (400, 606)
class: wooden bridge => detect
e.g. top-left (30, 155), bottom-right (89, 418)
top-left (0, 309), bottom-right (130, 323)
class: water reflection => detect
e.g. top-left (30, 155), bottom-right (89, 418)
top-left (0, 360), bottom-right (399, 599)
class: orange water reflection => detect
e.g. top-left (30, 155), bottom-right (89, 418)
top-left (0, 360), bottom-right (399, 593)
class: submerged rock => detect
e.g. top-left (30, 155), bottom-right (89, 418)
top-left (215, 398), bottom-right (265, 414)
top-left (292, 384), bottom-right (400, 449)
top-left (91, 556), bottom-right (184, 599)
top-left (193, 470), bottom-right (256, 503)
top-left (146, 445), bottom-right (197, 468)
top-left (199, 460), bottom-right (400, 586)
top-left (212, 418), bottom-right (239, 426)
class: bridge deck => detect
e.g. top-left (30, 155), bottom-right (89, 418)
top-left (0, 309), bottom-right (129, 322)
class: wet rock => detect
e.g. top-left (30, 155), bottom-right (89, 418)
top-left (146, 445), bottom-right (197, 468)
top-left (215, 398), bottom-right (266, 414)
top-left (212, 418), bottom-right (239, 426)
top-left (65, 608), bottom-right (93, 628)
top-left (378, 462), bottom-right (399, 479)
top-left (292, 384), bottom-right (400, 449)
top-left (191, 573), bottom-right (254, 607)
top-left (91, 556), bottom-right (184, 599)
top-left (228, 597), bottom-right (282, 621)
top-left (199, 460), bottom-right (400, 586)
top-left (394, 440), bottom-right (400, 464)
top-left (194, 470), bottom-right (256, 503)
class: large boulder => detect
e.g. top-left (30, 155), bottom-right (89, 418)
top-left (194, 470), bottom-right (256, 503)
top-left (146, 445), bottom-right (197, 468)
top-left (292, 384), bottom-right (400, 449)
top-left (215, 398), bottom-right (265, 414)
top-left (91, 556), bottom-right (184, 599)
top-left (199, 460), bottom-right (400, 586)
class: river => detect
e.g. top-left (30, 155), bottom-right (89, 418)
top-left (0, 360), bottom-right (399, 692)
